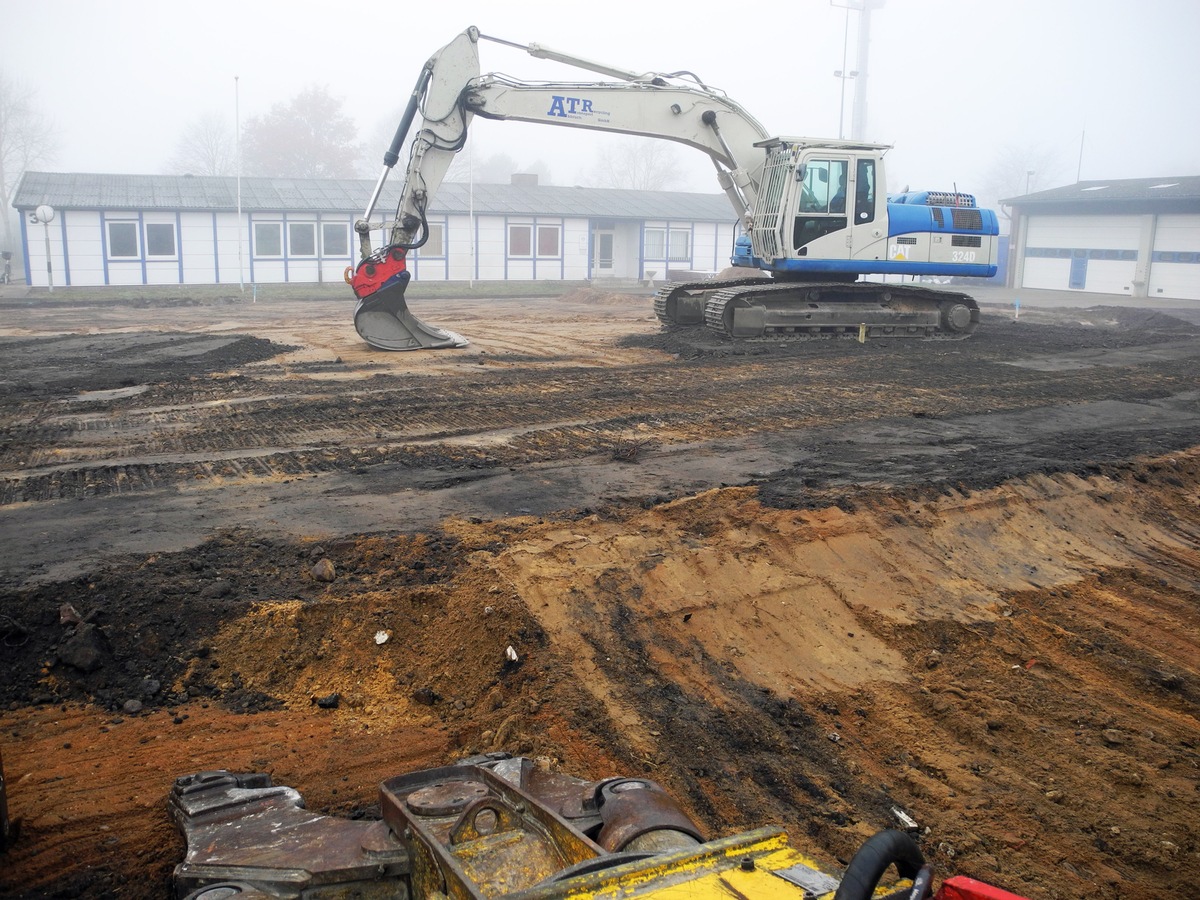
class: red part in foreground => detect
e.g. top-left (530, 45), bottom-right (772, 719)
top-left (935, 875), bottom-right (1031, 900)
top-left (350, 247), bottom-right (407, 300)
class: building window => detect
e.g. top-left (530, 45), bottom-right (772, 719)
top-left (289, 222), bottom-right (316, 256)
top-left (415, 222), bottom-right (445, 258)
top-left (510, 223), bottom-right (558, 258)
top-left (322, 222), bottom-right (349, 257)
top-left (668, 228), bottom-right (691, 261)
top-left (509, 224), bottom-right (532, 256)
top-left (537, 225), bottom-right (560, 257)
top-left (644, 228), bottom-right (666, 258)
top-left (107, 221), bottom-right (139, 258)
top-left (254, 222), bottom-right (282, 257)
top-left (145, 223), bottom-right (176, 257)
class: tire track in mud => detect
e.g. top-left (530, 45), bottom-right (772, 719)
top-left (3, 320), bottom-right (1198, 504)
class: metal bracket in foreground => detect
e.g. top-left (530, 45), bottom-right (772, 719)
top-left (169, 771), bottom-right (408, 898)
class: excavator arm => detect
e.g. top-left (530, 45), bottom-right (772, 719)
top-left (349, 26), bottom-right (772, 351)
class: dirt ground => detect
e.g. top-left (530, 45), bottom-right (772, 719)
top-left (0, 284), bottom-right (1198, 899)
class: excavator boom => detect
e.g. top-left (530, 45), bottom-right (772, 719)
top-left (349, 27), bottom-right (771, 351)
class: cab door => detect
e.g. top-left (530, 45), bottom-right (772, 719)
top-left (849, 156), bottom-right (887, 260)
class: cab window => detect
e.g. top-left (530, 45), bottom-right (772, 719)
top-left (799, 159), bottom-right (849, 214)
top-left (794, 158), bottom-right (850, 250)
top-left (855, 158), bottom-right (876, 224)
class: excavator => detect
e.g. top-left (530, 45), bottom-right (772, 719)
top-left (168, 754), bottom-right (1028, 899)
top-left (347, 27), bottom-right (998, 351)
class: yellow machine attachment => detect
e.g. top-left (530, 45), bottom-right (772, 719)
top-left (169, 755), bottom-right (1028, 900)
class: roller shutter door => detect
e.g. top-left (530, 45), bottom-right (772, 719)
top-left (1022, 215), bottom-right (1140, 294)
top-left (1149, 214), bottom-right (1200, 301)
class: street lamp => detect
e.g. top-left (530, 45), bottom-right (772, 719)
top-left (832, 0), bottom-right (858, 139)
top-left (831, 0), bottom-right (883, 141)
top-left (833, 68), bottom-right (858, 140)
top-left (32, 204), bottom-right (55, 292)
top-left (236, 75), bottom-right (244, 294)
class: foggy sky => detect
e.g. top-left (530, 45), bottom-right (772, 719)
top-left (3, 0), bottom-right (1198, 206)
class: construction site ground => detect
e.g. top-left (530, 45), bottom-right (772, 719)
top-left (0, 280), bottom-right (1198, 900)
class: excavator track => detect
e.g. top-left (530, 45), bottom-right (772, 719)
top-left (653, 278), bottom-right (771, 326)
top-left (702, 280), bottom-right (980, 341)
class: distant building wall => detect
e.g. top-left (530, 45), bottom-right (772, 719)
top-left (1011, 211), bottom-right (1200, 300)
top-left (15, 174), bottom-right (739, 288)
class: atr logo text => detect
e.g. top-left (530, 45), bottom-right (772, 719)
top-left (547, 96), bottom-right (593, 117)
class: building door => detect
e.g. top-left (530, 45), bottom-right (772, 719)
top-left (593, 231), bottom-right (615, 277)
top-left (1068, 251), bottom-right (1088, 289)
top-left (1023, 215), bottom-right (1139, 293)
top-left (1149, 214), bottom-right (1200, 300)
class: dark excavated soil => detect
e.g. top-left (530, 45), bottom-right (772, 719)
top-left (1, 293), bottom-right (1198, 900)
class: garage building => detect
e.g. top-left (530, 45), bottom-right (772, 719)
top-left (10, 171), bottom-right (737, 288)
top-left (1005, 175), bottom-right (1200, 300)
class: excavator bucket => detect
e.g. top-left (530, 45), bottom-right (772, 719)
top-left (353, 279), bottom-right (469, 351)
top-left (350, 255), bottom-right (468, 351)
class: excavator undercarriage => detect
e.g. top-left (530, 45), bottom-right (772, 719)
top-left (654, 279), bottom-right (980, 342)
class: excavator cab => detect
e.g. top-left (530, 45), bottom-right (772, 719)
top-left (746, 137), bottom-right (997, 285)
top-left (748, 139), bottom-right (886, 274)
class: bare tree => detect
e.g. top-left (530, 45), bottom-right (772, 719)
top-left (590, 137), bottom-right (684, 191)
top-left (979, 144), bottom-right (1067, 220)
top-left (440, 148), bottom-right (552, 185)
top-left (167, 112), bottom-right (235, 176)
top-left (0, 70), bottom-right (56, 253)
top-left (364, 110), bottom-right (555, 186)
top-left (439, 146), bottom-right (514, 184)
top-left (242, 85), bottom-right (362, 179)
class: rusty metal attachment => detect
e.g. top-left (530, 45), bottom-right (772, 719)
top-left (168, 754), bottom-right (1017, 900)
top-left (169, 755), bottom-right (704, 900)
top-left (593, 777), bottom-right (704, 853)
top-left (169, 770), bottom-right (408, 898)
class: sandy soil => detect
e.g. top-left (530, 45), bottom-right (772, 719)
top-left (0, 286), bottom-right (1198, 899)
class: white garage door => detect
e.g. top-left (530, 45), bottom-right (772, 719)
top-left (1022, 214), bottom-right (1140, 294)
top-left (1149, 214), bottom-right (1200, 301)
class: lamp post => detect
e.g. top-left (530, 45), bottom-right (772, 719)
top-left (831, 0), bottom-right (883, 140)
top-left (833, 68), bottom-right (857, 140)
top-left (34, 204), bottom-right (54, 292)
top-left (832, 0), bottom-right (858, 139)
top-left (236, 75), bottom-right (244, 294)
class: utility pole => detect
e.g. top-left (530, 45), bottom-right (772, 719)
top-left (236, 75), bottom-right (244, 293)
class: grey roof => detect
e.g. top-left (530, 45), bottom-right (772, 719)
top-left (1002, 175), bottom-right (1200, 212)
top-left (11, 171), bottom-right (737, 222)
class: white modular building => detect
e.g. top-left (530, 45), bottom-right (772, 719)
top-left (10, 171), bottom-right (739, 288)
top-left (1005, 176), bottom-right (1200, 300)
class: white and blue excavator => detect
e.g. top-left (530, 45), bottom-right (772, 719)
top-left (349, 26), bottom-right (999, 351)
